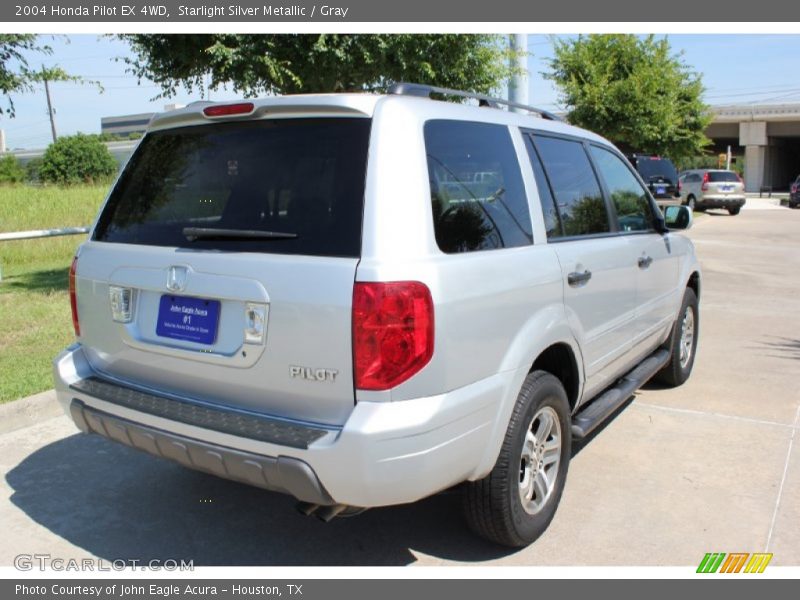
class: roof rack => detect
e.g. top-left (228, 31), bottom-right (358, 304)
top-left (387, 82), bottom-right (562, 122)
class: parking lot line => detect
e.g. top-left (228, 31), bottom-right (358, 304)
top-left (766, 404), bottom-right (800, 552)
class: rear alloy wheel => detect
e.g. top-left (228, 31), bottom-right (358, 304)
top-left (728, 205), bottom-right (741, 215)
top-left (657, 287), bottom-right (699, 387)
top-left (463, 371), bottom-right (571, 547)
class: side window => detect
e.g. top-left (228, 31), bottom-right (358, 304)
top-left (424, 120), bottom-right (533, 253)
top-left (589, 145), bottom-right (656, 232)
top-left (532, 135), bottom-right (610, 237)
top-left (523, 135), bottom-right (563, 239)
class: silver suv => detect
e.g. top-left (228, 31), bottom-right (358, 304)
top-left (679, 169), bottom-right (746, 215)
top-left (54, 84), bottom-right (701, 547)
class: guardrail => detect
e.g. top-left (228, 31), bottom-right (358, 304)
top-left (0, 226), bottom-right (90, 282)
top-left (0, 226), bottom-right (90, 242)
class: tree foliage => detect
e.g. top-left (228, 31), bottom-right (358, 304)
top-left (0, 154), bottom-right (25, 183)
top-left (117, 34), bottom-right (521, 97)
top-left (39, 134), bottom-right (117, 184)
top-left (547, 35), bottom-right (711, 161)
top-left (0, 34), bottom-right (80, 118)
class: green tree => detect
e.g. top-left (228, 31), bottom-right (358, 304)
top-left (0, 154), bottom-right (25, 183)
top-left (39, 134), bottom-right (117, 184)
top-left (0, 34), bottom-right (80, 117)
top-left (117, 34), bottom-right (521, 97)
top-left (547, 35), bottom-right (711, 161)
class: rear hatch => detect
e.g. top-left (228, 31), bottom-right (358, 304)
top-left (633, 156), bottom-right (680, 198)
top-left (75, 115), bottom-right (371, 426)
top-left (706, 170), bottom-right (744, 195)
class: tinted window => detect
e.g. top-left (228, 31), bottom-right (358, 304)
top-left (590, 146), bottom-right (655, 233)
top-left (425, 120), bottom-right (532, 253)
top-left (532, 135), bottom-right (610, 237)
top-left (94, 119), bottom-right (371, 257)
top-left (634, 157), bottom-right (679, 184)
top-left (708, 171), bottom-right (740, 183)
top-left (523, 135), bottom-right (563, 238)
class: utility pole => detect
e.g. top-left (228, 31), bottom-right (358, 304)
top-left (42, 65), bottom-right (57, 143)
top-left (508, 34), bottom-right (529, 113)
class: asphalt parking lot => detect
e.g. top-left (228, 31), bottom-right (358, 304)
top-left (1, 199), bottom-right (798, 567)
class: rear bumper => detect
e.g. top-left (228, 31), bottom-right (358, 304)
top-left (697, 195), bottom-right (746, 208)
top-left (54, 344), bottom-right (509, 508)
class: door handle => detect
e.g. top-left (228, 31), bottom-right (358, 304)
top-left (567, 270), bottom-right (592, 286)
top-left (638, 255), bottom-right (653, 269)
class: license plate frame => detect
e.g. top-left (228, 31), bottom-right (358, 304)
top-left (156, 295), bottom-right (221, 345)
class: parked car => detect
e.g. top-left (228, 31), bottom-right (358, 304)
top-left (54, 84), bottom-right (700, 548)
top-left (626, 154), bottom-right (682, 207)
top-left (783, 174), bottom-right (800, 208)
top-left (680, 169), bottom-right (746, 215)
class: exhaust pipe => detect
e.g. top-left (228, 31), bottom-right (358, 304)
top-left (295, 501), bottom-right (320, 517)
top-left (314, 504), bottom-right (348, 522)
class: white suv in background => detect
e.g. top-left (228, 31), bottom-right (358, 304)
top-left (55, 84), bottom-right (700, 547)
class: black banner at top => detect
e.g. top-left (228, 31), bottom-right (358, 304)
top-left (4, 0), bottom-right (800, 22)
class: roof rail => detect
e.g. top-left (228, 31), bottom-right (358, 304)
top-left (387, 82), bottom-right (562, 122)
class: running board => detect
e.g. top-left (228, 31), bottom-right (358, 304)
top-left (571, 349), bottom-right (670, 439)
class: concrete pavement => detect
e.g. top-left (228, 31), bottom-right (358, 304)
top-left (1, 206), bottom-right (798, 566)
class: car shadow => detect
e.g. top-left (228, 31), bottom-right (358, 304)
top-left (5, 433), bottom-right (519, 566)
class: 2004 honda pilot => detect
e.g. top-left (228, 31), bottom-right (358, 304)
top-left (54, 84), bottom-right (701, 547)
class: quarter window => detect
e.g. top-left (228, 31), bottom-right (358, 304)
top-left (589, 145), bottom-right (656, 232)
top-left (532, 135), bottom-right (610, 237)
top-left (425, 120), bottom-right (533, 253)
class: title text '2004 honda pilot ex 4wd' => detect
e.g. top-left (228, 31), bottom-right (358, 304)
top-left (54, 84), bottom-right (700, 547)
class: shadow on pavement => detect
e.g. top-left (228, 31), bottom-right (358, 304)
top-left (6, 433), bottom-right (519, 566)
top-left (3, 268), bottom-right (68, 294)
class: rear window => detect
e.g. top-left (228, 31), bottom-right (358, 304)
top-left (93, 118), bottom-right (371, 257)
top-left (707, 171), bottom-right (740, 183)
top-left (633, 157), bottom-right (678, 184)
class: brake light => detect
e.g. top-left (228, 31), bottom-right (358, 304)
top-left (701, 172), bottom-right (710, 191)
top-left (69, 256), bottom-right (80, 337)
top-left (202, 102), bottom-right (255, 117)
top-left (353, 281), bottom-right (434, 391)
top-left (792, 183), bottom-right (798, 194)
top-left (736, 173), bottom-right (743, 184)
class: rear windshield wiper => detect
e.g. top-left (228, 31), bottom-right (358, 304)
top-left (183, 227), bottom-right (298, 241)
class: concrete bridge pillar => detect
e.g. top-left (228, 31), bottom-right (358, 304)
top-left (740, 121), bottom-right (768, 192)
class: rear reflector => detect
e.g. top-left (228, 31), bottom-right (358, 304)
top-left (353, 281), bottom-right (434, 391)
top-left (69, 256), bottom-right (80, 337)
top-left (202, 102), bottom-right (255, 117)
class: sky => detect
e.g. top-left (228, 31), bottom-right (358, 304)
top-left (3, 33), bottom-right (800, 150)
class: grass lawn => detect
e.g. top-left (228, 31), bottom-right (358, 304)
top-left (0, 184), bottom-right (109, 403)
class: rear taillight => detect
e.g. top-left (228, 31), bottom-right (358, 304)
top-left (202, 102), bottom-right (255, 117)
top-left (69, 256), bottom-right (80, 337)
top-left (792, 183), bottom-right (798, 194)
top-left (701, 172), bottom-right (710, 191)
top-left (353, 281), bottom-right (434, 391)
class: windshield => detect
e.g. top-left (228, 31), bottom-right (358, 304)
top-left (93, 118), bottom-right (371, 257)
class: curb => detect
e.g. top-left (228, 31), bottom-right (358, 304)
top-left (0, 389), bottom-right (63, 435)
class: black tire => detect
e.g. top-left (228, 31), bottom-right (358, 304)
top-left (686, 195), bottom-right (696, 211)
top-left (656, 287), bottom-right (699, 387)
top-left (463, 370), bottom-right (571, 547)
top-left (728, 206), bottom-right (741, 215)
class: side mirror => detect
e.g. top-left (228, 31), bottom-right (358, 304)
top-left (663, 205), bottom-right (693, 230)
